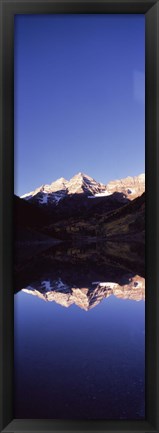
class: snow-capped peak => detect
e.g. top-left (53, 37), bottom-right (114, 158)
top-left (71, 172), bottom-right (92, 180)
top-left (50, 177), bottom-right (68, 185)
top-left (20, 172), bottom-right (145, 205)
top-left (105, 173), bottom-right (145, 200)
top-left (49, 177), bottom-right (68, 192)
top-left (67, 172), bottom-right (106, 195)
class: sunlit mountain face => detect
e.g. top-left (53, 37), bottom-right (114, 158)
top-left (21, 172), bottom-right (145, 205)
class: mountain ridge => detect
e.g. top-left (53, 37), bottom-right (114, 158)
top-left (21, 172), bottom-right (145, 205)
top-left (22, 274), bottom-right (145, 311)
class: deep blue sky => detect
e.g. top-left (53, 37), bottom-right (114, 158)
top-left (14, 14), bottom-right (145, 197)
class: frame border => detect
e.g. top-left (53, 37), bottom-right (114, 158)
top-left (0, 0), bottom-right (159, 432)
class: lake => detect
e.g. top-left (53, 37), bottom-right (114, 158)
top-left (14, 243), bottom-right (145, 420)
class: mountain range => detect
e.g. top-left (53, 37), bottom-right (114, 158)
top-left (15, 172), bottom-right (145, 245)
top-left (21, 172), bottom-right (145, 205)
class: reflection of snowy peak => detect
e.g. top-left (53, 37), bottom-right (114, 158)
top-left (21, 172), bottom-right (145, 206)
top-left (22, 275), bottom-right (145, 311)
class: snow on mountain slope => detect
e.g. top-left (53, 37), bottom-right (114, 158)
top-left (66, 172), bottom-right (106, 195)
top-left (20, 172), bottom-right (145, 206)
top-left (20, 173), bottom-right (106, 205)
top-left (106, 173), bottom-right (145, 200)
top-left (22, 274), bottom-right (145, 310)
top-left (21, 177), bottom-right (68, 205)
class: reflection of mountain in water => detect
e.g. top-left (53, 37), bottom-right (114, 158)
top-left (14, 240), bottom-right (145, 420)
top-left (15, 240), bottom-right (145, 310)
top-left (22, 275), bottom-right (145, 311)
top-left (15, 239), bottom-right (145, 276)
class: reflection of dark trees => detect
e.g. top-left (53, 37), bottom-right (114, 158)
top-left (14, 241), bottom-right (145, 294)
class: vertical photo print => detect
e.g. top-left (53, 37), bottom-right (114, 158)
top-left (14, 14), bottom-right (145, 420)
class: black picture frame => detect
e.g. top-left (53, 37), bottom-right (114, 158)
top-left (0, 0), bottom-right (159, 432)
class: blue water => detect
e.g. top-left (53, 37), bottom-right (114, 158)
top-left (14, 285), bottom-right (145, 419)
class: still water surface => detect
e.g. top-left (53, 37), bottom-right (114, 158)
top-left (14, 247), bottom-right (145, 420)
